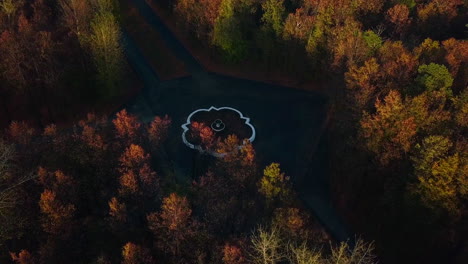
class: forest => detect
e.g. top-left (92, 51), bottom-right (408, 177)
top-left (0, 0), bottom-right (467, 263)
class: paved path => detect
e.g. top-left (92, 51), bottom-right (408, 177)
top-left (122, 0), bottom-right (351, 242)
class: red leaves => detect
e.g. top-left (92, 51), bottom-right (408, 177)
top-left (190, 121), bottom-right (215, 149)
top-left (222, 243), bottom-right (246, 264)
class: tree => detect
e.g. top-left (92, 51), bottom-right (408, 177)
top-left (147, 115), bottom-right (171, 147)
top-left (287, 242), bottom-right (322, 264)
top-left (261, 0), bottom-right (285, 37)
top-left (328, 239), bottom-right (376, 264)
top-left (250, 225), bottom-right (283, 264)
top-left (212, 0), bottom-right (249, 62)
top-left (272, 208), bottom-right (309, 239)
top-left (442, 38), bottom-right (468, 79)
top-left (216, 135), bottom-right (256, 184)
top-left (362, 30), bottom-right (382, 55)
top-left (328, 18), bottom-right (370, 69)
top-left (118, 144), bottom-right (158, 196)
top-left (121, 242), bottom-right (154, 264)
top-left (258, 163), bottom-right (291, 203)
top-left (282, 7), bottom-right (314, 42)
top-left (386, 4), bottom-right (411, 37)
top-left (410, 136), bottom-right (465, 215)
top-left (113, 109), bottom-right (141, 141)
top-left (108, 196), bottom-right (127, 223)
top-left (147, 193), bottom-right (197, 257)
top-left (190, 122), bottom-right (215, 150)
top-left (39, 189), bottom-right (75, 235)
top-left (89, 8), bottom-right (123, 96)
top-left (414, 38), bottom-right (444, 65)
top-left (223, 243), bottom-right (246, 264)
top-left (378, 41), bottom-right (417, 90)
top-left (360, 90), bottom-right (417, 165)
top-left (416, 63), bottom-right (453, 97)
top-left (10, 250), bottom-right (35, 264)
top-left (59, 0), bottom-right (92, 45)
top-left (345, 57), bottom-right (383, 112)
top-left (0, 0), bottom-right (19, 27)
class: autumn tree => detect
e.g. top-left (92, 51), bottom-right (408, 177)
top-left (360, 90), bottom-right (417, 165)
top-left (223, 243), bottom-right (246, 264)
top-left (113, 109), bottom-right (141, 142)
top-left (272, 208), bottom-right (309, 240)
top-left (250, 225), bottom-right (283, 264)
top-left (328, 18), bottom-right (370, 69)
top-left (118, 144), bottom-right (158, 197)
top-left (121, 242), bottom-right (154, 264)
top-left (216, 135), bottom-right (256, 184)
top-left (39, 189), bottom-right (75, 235)
top-left (386, 4), bottom-right (411, 38)
top-left (190, 122), bottom-right (215, 150)
top-left (258, 163), bottom-right (291, 204)
top-left (59, 0), bottom-right (92, 45)
top-left (89, 4), bottom-right (124, 96)
top-left (147, 193), bottom-right (197, 258)
top-left (108, 196), bottom-right (127, 226)
top-left (282, 7), bottom-right (314, 42)
top-left (345, 57), bottom-right (383, 112)
top-left (10, 250), bottom-right (35, 264)
top-left (261, 0), bottom-right (285, 37)
top-left (410, 136), bottom-right (466, 216)
top-left (413, 38), bottom-right (444, 65)
top-left (0, 0), bottom-right (20, 28)
top-left (147, 115), bottom-right (171, 147)
top-left (377, 41), bottom-right (417, 90)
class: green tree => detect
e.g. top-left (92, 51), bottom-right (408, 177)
top-left (261, 0), bottom-right (285, 37)
top-left (362, 30), bottom-right (382, 55)
top-left (212, 0), bottom-right (249, 62)
top-left (89, 9), bottom-right (123, 97)
top-left (416, 63), bottom-right (453, 97)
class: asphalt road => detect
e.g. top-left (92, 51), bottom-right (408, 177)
top-left (121, 0), bottom-right (351, 242)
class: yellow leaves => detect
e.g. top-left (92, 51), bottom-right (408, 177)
top-left (108, 197), bottom-right (127, 222)
top-left (258, 163), bottom-right (290, 202)
top-left (160, 193), bottom-right (192, 231)
top-left (121, 242), bottom-right (154, 264)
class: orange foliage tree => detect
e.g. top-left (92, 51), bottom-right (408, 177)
top-left (113, 109), bottom-right (141, 142)
top-left (147, 193), bottom-right (197, 257)
top-left (118, 144), bottom-right (158, 196)
top-left (121, 242), bottom-right (154, 264)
